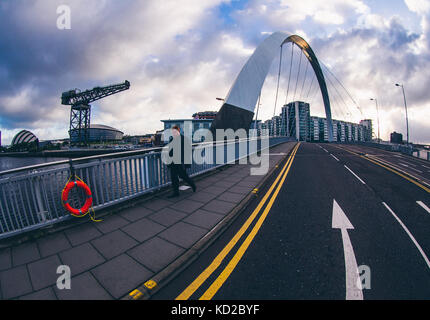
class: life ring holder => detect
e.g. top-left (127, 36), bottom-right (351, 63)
top-left (61, 180), bottom-right (93, 216)
top-left (61, 160), bottom-right (101, 222)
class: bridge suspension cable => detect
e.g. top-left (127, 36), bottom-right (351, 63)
top-left (321, 62), bottom-right (363, 117)
top-left (299, 59), bottom-right (309, 100)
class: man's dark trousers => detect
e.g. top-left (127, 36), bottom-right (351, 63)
top-left (169, 164), bottom-right (195, 195)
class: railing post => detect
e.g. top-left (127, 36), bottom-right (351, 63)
top-left (33, 174), bottom-right (47, 222)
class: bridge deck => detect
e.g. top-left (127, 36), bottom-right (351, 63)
top-left (0, 142), bottom-right (295, 300)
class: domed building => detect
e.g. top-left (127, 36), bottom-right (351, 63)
top-left (11, 130), bottom-right (39, 146)
top-left (70, 124), bottom-right (124, 144)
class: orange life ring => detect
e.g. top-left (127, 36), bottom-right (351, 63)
top-left (62, 180), bottom-right (93, 216)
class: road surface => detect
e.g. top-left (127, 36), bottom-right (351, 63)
top-left (152, 142), bottom-right (430, 300)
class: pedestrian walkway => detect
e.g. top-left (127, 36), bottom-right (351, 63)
top-left (0, 142), bottom-right (295, 300)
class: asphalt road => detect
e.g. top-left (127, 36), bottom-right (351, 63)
top-left (152, 142), bottom-right (430, 300)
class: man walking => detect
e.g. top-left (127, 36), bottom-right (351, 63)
top-left (167, 125), bottom-right (196, 198)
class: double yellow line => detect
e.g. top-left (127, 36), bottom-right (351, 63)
top-left (176, 143), bottom-right (301, 300)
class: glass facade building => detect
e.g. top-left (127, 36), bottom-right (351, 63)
top-left (282, 101), bottom-right (311, 141)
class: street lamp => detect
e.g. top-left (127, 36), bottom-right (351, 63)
top-left (370, 98), bottom-right (380, 143)
top-left (395, 83), bottom-right (409, 145)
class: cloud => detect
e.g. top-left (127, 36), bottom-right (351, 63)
top-left (405, 0), bottom-right (430, 15)
top-left (0, 0), bottom-right (429, 145)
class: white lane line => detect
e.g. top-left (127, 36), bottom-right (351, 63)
top-left (382, 202), bottom-right (430, 270)
top-left (344, 165), bottom-right (366, 184)
top-left (422, 165), bottom-right (430, 170)
top-left (417, 201), bottom-right (430, 214)
top-left (399, 161), bottom-right (417, 167)
top-left (407, 167), bottom-right (423, 174)
top-left (330, 154), bottom-right (340, 162)
top-left (322, 148), bottom-right (329, 153)
top-left (398, 162), bottom-right (423, 173)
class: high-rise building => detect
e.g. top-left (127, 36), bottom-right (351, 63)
top-left (390, 131), bottom-right (403, 144)
top-left (271, 115), bottom-right (282, 136)
top-left (359, 119), bottom-right (373, 141)
top-left (282, 101), bottom-right (311, 141)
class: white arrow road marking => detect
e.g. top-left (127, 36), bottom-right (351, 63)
top-left (383, 202), bottom-right (430, 270)
top-left (416, 201), bottom-right (430, 215)
top-left (332, 199), bottom-right (363, 300)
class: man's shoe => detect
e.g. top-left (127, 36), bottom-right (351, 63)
top-left (167, 193), bottom-right (179, 198)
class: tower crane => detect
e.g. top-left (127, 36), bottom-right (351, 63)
top-left (61, 80), bottom-right (130, 146)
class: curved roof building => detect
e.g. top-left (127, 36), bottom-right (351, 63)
top-left (70, 124), bottom-right (124, 143)
top-left (11, 130), bottom-right (39, 146)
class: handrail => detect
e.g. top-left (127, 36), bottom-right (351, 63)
top-left (0, 137), bottom-right (260, 176)
top-left (0, 136), bottom-right (291, 239)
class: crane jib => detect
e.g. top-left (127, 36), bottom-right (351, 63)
top-left (61, 80), bottom-right (130, 106)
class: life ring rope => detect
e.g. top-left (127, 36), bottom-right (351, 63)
top-left (61, 175), bottom-right (101, 222)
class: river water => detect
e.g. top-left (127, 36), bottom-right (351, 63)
top-left (0, 156), bottom-right (70, 172)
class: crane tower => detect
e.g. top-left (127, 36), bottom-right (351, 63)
top-left (61, 80), bottom-right (130, 146)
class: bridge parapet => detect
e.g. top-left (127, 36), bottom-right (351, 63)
top-left (0, 137), bottom-right (291, 240)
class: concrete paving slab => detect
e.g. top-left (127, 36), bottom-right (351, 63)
top-left (0, 248), bottom-right (11, 271)
top-left (0, 265), bottom-right (33, 299)
top-left (27, 255), bottom-right (61, 291)
top-left (92, 254), bottom-right (152, 299)
top-left (148, 207), bottom-right (187, 227)
top-left (119, 205), bottom-right (154, 222)
top-left (158, 222), bottom-right (207, 248)
top-left (20, 287), bottom-right (57, 300)
top-left (128, 237), bottom-right (185, 273)
top-left (37, 232), bottom-right (71, 258)
top-left (203, 186), bottom-right (227, 195)
top-left (11, 242), bottom-right (40, 266)
top-left (183, 209), bottom-right (224, 229)
top-left (170, 198), bottom-right (204, 214)
top-left (202, 199), bottom-right (237, 215)
top-left (185, 191), bottom-right (219, 203)
top-left (94, 214), bottom-right (130, 234)
top-left (142, 198), bottom-right (172, 211)
top-left (55, 272), bottom-right (112, 300)
top-left (59, 243), bottom-right (105, 276)
top-left (121, 218), bottom-right (165, 243)
top-left (217, 192), bottom-right (246, 204)
top-left (91, 230), bottom-right (138, 259)
top-left (64, 223), bottom-right (102, 246)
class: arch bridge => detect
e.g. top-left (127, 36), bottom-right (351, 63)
top-left (210, 31), bottom-right (334, 142)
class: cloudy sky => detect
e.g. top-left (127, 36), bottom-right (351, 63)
top-left (0, 0), bottom-right (429, 144)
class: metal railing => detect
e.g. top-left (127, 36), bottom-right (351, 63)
top-left (0, 137), bottom-right (291, 239)
top-left (342, 141), bottom-right (414, 156)
top-left (412, 148), bottom-right (430, 161)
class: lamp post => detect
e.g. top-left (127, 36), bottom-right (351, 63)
top-left (370, 98), bottom-right (380, 143)
top-left (395, 83), bottom-right (409, 145)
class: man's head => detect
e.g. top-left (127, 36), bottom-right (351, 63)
top-left (172, 125), bottom-right (180, 136)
